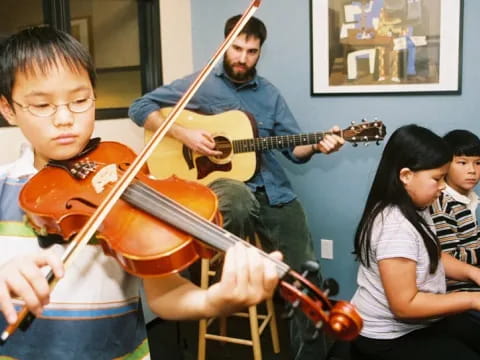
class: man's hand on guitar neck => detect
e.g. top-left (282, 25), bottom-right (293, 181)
top-left (294, 126), bottom-right (345, 159)
top-left (316, 126), bottom-right (345, 154)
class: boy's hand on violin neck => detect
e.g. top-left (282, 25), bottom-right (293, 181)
top-left (204, 243), bottom-right (281, 317)
top-left (0, 250), bottom-right (64, 324)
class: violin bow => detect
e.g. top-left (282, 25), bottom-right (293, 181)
top-left (1, 0), bottom-right (262, 342)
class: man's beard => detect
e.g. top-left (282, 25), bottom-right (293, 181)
top-left (223, 57), bottom-right (257, 83)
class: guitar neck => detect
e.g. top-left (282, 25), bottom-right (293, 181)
top-left (232, 132), bottom-right (327, 153)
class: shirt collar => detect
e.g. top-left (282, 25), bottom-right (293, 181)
top-left (9, 143), bottom-right (37, 179)
top-left (215, 64), bottom-right (259, 90)
top-left (444, 183), bottom-right (479, 212)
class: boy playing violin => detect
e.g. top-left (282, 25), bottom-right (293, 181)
top-left (0, 26), bottom-right (280, 359)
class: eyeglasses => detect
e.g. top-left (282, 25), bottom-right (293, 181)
top-left (12, 97), bottom-right (96, 118)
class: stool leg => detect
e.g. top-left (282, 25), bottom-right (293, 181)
top-left (252, 233), bottom-right (280, 354)
top-left (248, 305), bottom-right (262, 360)
top-left (266, 298), bottom-right (280, 353)
top-left (198, 318), bottom-right (207, 360)
top-left (198, 258), bottom-right (210, 360)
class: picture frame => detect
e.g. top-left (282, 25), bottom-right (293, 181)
top-left (310, 0), bottom-right (463, 95)
top-left (70, 17), bottom-right (94, 59)
top-left (14, 17), bottom-right (93, 59)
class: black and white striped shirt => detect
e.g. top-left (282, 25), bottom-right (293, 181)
top-left (430, 185), bottom-right (480, 292)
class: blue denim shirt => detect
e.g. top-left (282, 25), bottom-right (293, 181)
top-left (129, 65), bottom-right (310, 205)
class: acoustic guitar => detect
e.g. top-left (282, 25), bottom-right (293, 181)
top-left (145, 107), bottom-right (386, 185)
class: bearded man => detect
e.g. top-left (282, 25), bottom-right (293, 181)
top-left (129, 15), bottom-right (344, 360)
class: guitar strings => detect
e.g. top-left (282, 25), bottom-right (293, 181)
top-left (233, 132), bottom-right (328, 153)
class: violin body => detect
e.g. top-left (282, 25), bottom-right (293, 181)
top-left (19, 140), bottom-right (218, 277)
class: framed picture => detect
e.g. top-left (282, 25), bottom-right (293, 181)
top-left (310, 0), bottom-right (463, 95)
top-left (15, 17), bottom-right (93, 58)
top-left (71, 17), bottom-right (94, 58)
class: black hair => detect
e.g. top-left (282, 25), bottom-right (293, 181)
top-left (224, 15), bottom-right (267, 46)
top-left (354, 124), bottom-right (453, 273)
top-left (0, 26), bottom-right (96, 105)
top-left (443, 129), bottom-right (480, 157)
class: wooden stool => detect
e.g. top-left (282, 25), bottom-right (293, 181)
top-left (197, 234), bottom-right (280, 360)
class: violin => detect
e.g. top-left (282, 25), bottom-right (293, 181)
top-left (20, 138), bottom-right (218, 277)
top-left (17, 138), bottom-right (362, 341)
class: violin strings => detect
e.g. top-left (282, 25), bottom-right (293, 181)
top-left (126, 181), bottom-right (240, 251)
top-left (125, 181), bottom-right (290, 276)
top-left (122, 181), bottom-right (290, 277)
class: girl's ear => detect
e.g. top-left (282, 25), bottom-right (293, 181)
top-left (399, 167), bottom-right (413, 185)
top-left (0, 96), bottom-right (17, 126)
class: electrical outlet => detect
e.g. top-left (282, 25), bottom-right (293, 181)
top-left (320, 239), bottom-right (334, 259)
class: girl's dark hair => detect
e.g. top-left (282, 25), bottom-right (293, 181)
top-left (0, 26), bottom-right (96, 105)
top-left (354, 124), bottom-right (453, 273)
top-left (224, 15), bottom-right (267, 45)
top-left (443, 129), bottom-right (480, 157)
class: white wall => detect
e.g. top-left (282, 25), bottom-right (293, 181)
top-left (160, 0), bottom-right (193, 84)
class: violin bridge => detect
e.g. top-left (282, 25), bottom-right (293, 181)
top-left (92, 164), bottom-right (118, 193)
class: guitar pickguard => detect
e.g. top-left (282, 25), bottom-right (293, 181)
top-left (195, 156), bottom-right (232, 180)
top-left (182, 145), bottom-right (195, 170)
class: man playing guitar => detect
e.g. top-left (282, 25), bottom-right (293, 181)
top-left (129, 15), bottom-right (344, 360)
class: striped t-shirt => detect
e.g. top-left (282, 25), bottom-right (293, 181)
top-left (0, 144), bottom-right (150, 359)
top-left (430, 185), bottom-right (480, 292)
top-left (351, 206), bottom-right (446, 339)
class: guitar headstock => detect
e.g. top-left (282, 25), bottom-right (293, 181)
top-left (342, 119), bottom-right (386, 146)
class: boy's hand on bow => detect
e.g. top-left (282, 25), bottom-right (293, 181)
top-left (0, 250), bottom-right (64, 324)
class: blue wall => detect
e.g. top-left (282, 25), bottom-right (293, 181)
top-left (190, 0), bottom-right (479, 299)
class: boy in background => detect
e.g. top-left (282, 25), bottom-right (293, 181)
top-left (430, 129), bottom-right (480, 292)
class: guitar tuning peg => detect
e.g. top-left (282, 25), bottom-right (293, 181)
top-left (364, 142), bottom-right (369, 147)
top-left (350, 120), bottom-right (356, 125)
top-left (361, 118), bottom-right (367, 122)
top-left (352, 142), bottom-right (358, 147)
top-left (376, 140), bottom-right (381, 146)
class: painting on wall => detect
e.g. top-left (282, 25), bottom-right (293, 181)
top-left (71, 17), bottom-right (93, 59)
top-left (310, 0), bottom-right (462, 95)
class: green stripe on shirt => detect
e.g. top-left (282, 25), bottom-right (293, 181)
top-left (117, 339), bottom-right (150, 360)
top-left (0, 221), bottom-right (36, 237)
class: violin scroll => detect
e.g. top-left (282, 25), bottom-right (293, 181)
top-left (328, 301), bottom-right (363, 341)
top-left (279, 270), bottom-right (362, 341)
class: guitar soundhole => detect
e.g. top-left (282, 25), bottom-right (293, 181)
top-left (213, 136), bottom-right (232, 159)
